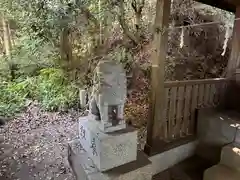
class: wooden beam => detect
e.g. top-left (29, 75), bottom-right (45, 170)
top-left (145, 0), bottom-right (171, 155)
top-left (226, 6), bottom-right (240, 76)
top-left (194, 0), bottom-right (235, 12)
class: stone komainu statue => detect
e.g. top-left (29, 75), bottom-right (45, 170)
top-left (89, 60), bottom-right (127, 130)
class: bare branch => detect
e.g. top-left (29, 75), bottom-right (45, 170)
top-left (131, 0), bottom-right (137, 12)
top-left (118, 0), bottom-right (139, 45)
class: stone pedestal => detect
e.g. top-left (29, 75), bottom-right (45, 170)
top-left (78, 117), bottom-right (137, 171)
top-left (68, 117), bottom-right (152, 180)
top-left (68, 140), bottom-right (152, 180)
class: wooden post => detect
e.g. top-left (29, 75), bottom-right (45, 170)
top-left (145, 0), bottom-right (171, 155)
top-left (226, 6), bottom-right (240, 76)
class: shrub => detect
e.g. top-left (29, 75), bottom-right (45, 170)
top-left (0, 81), bottom-right (27, 117)
top-left (36, 68), bottom-right (78, 111)
top-left (0, 68), bottom-right (79, 117)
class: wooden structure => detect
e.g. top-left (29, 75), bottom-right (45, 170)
top-left (145, 0), bottom-right (240, 155)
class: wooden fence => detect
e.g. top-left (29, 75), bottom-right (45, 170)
top-left (158, 78), bottom-right (228, 142)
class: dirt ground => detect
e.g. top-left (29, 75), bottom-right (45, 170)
top-left (0, 102), bottom-right (80, 180)
top-left (0, 102), bottom-right (147, 180)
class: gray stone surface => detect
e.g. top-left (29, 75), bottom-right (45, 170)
top-left (88, 114), bottom-right (127, 133)
top-left (197, 108), bottom-right (240, 163)
top-left (204, 164), bottom-right (240, 180)
top-left (197, 108), bottom-right (238, 145)
top-left (149, 141), bottom-right (198, 175)
top-left (79, 89), bottom-right (87, 108)
top-left (88, 60), bottom-right (127, 133)
top-left (220, 144), bottom-right (240, 171)
top-left (78, 117), bottom-right (137, 172)
top-left (68, 140), bottom-right (152, 180)
top-left (236, 129), bottom-right (240, 145)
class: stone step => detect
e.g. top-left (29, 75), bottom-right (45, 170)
top-left (220, 144), bottom-right (240, 171)
top-left (204, 164), bottom-right (240, 180)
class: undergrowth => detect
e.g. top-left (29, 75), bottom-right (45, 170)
top-left (0, 68), bottom-right (78, 117)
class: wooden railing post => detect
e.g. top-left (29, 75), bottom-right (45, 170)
top-left (145, 0), bottom-right (171, 155)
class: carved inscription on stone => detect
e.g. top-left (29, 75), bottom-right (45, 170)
top-left (90, 138), bottom-right (98, 156)
top-left (79, 125), bottom-right (86, 140)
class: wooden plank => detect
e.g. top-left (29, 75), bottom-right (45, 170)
top-left (175, 86), bottom-right (184, 138)
top-left (209, 83), bottom-right (216, 106)
top-left (182, 85), bottom-right (192, 136)
top-left (168, 87), bottom-right (177, 139)
top-left (214, 82), bottom-right (220, 104)
top-left (204, 84), bottom-right (211, 107)
top-left (164, 78), bottom-right (227, 88)
top-left (215, 82), bottom-right (224, 105)
top-left (198, 84), bottom-right (205, 107)
top-left (219, 82), bottom-right (228, 104)
top-left (190, 84), bottom-right (198, 134)
top-left (146, 0), bottom-right (171, 150)
top-left (163, 88), bottom-right (170, 141)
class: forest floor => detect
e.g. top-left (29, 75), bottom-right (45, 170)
top-left (0, 101), bottom-right (147, 180)
top-left (0, 102), bottom-right (81, 180)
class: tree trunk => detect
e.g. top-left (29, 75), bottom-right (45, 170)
top-left (2, 14), bottom-right (12, 57)
top-left (118, 0), bottom-right (139, 45)
top-left (60, 27), bottom-right (72, 62)
top-left (7, 22), bottom-right (14, 47)
top-left (131, 0), bottom-right (145, 39)
top-left (2, 14), bottom-right (16, 80)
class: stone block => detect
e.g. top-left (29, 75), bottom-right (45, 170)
top-left (236, 129), bottom-right (240, 145)
top-left (149, 140), bottom-right (197, 175)
top-left (79, 89), bottom-right (87, 108)
top-left (68, 140), bottom-right (152, 180)
top-left (197, 108), bottom-right (239, 163)
top-left (197, 109), bottom-right (237, 145)
top-left (88, 114), bottom-right (127, 133)
top-left (204, 164), bottom-right (240, 180)
top-left (78, 117), bottom-right (137, 171)
top-left (220, 144), bottom-right (240, 171)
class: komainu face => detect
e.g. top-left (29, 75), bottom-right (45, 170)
top-left (95, 60), bottom-right (127, 105)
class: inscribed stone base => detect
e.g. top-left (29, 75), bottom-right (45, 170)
top-left (87, 114), bottom-right (127, 133)
top-left (68, 140), bottom-right (152, 180)
top-left (78, 117), bottom-right (137, 172)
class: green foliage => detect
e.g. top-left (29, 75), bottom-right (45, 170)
top-left (0, 80), bottom-right (30, 117)
top-left (36, 68), bottom-right (78, 111)
top-left (0, 68), bottom-right (78, 117)
top-left (11, 36), bottom-right (58, 73)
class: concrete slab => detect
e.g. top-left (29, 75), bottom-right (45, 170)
top-left (204, 164), bottom-right (240, 180)
top-left (68, 140), bottom-right (152, 180)
top-left (149, 140), bottom-right (198, 175)
top-left (78, 118), bottom-right (138, 171)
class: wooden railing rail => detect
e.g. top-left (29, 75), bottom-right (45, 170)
top-left (164, 78), bottom-right (227, 88)
top-left (158, 78), bottom-right (228, 142)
